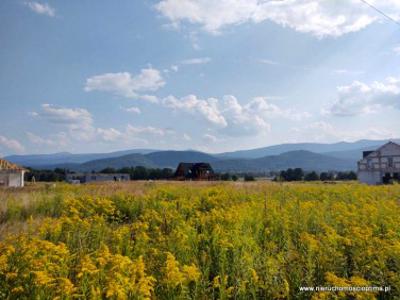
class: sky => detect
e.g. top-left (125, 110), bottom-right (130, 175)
top-left (0, 0), bottom-right (400, 155)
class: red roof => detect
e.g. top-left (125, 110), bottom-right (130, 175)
top-left (0, 159), bottom-right (27, 171)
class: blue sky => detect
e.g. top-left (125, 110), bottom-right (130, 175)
top-left (0, 0), bottom-right (399, 155)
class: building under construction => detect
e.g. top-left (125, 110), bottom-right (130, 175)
top-left (174, 162), bottom-right (215, 181)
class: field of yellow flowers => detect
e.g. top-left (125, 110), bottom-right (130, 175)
top-left (0, 181), bottom-right (399, 299)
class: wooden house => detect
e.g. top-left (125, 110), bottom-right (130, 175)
top-left (174, 162), bottom-right (215, 180)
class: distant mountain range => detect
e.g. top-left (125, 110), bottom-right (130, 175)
top-left (5, 149), bottom-right (157, 168)
top-left (5, 139), bottom-right (399, 173)
top-left (217, 139), bottom-right (399, 159)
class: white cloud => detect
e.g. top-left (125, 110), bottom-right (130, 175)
top-left (84, 68), bottom-right (165, 98)
top-left (126, 125), bottom-right (174, 137)
top-left (125, 107), bottom-right (141, 114)
top-left (203, 133), bottom-right (218, 143)
top-left (332, 69), bottom-right (364, 75)
top-left (183, 133), bottom-right (192, 141)
top-left (393, 45), bottom-right (400, 55)
top-left (171, 65), bottom-right (179, 72)
top-left (156, 0), bottom-right (400, 37)
top-left (25, 1), bottom-right (55, 17)
top-left (97, 124), bottom-right (175, 145)
top-left (33, 104), bottom-right (95, 141)
top-left (26, 131), bottom-right (68, 147)
top-left (162, 94), bottom-right (309, 136)
top-left (327, 77), bottom-right (400, 116)
top-left (220, 95), bottom-right (270, 135)
top-left (294, 121), bottom-right (397, 142)
top-left (31, 103), bottom-right (180, 148)
top-left (245, 96), bottom-right (311, 121)
top-left (97, 128), bottom-right (123, 142)
top-left (36, 104), bottom-right (93, 130)
top-left (0, 135), bottom-right (25, 154)
top-left (181, 57), bottom-right (211, 65)
top-left (138, 95), bottom-right (159, 103)
top-left (259, 59), bottom-right (279, 65)
top-left (163, 95), bottom-right (227, 127)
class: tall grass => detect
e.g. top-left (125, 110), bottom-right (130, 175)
top-left (0, 182), bottom-right (399, 299)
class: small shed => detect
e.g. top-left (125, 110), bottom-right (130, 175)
top-left (0, 159), bottom-right (27, 187)
top-left (174, 162), bottom-right (215, 180)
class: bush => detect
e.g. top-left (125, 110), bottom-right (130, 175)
top-left (304, 171), bottom-right (319, 181)
top-left (244, 174), bottom-right (255, 181)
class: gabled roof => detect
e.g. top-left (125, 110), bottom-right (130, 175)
top-left (175, 163), bottom-right (194, 175)
top-left (364, 141), bottom-right (400, 159)
top-left (377, 141), bottom-right (400, 149)
top-left (0, 159), bottom-right (27, 171)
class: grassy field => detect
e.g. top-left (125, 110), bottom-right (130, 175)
top-left (0, 181), bottom-right (399, 299)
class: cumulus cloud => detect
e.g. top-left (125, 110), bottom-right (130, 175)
top-left (0, 135), bottom-right (25, 154)
top-left (327, 77), bottom-right (400, 116)
top-left (84, 68), bottom-right (165, 99)
top-left (25, 1), bottom-right (55, 17)
top-left (393, 45), bottom-right (400, 55)
top-left (245, 96), bottom-right (311, 121)
top-left (220, 95), bottom-right (271, 135)
top-left (37, 104), bottom-right (93, 127)
top-left (181, 57), bottom-right (211, 65)
top-left (31, 103), bottom-right (179, 147)
top-left (163, 95), bottom-right (227, 127)
top-left (125, 107), bottom-right (141, 114)
top-left (294, 121), bottom-right (397, 142)
top-left (32, 104), bottom-right (95, 141)
top-left (97, 128), bottom-right (122, 142)
top-left (162, 94), bottom-right (309, 136)
top-left (97, 124), bottom-right (175, 144)
top-left (155, 0), bottom-right (400, 37)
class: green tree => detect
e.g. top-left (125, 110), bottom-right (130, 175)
top-left (305, 171), bottom-right (319, 181)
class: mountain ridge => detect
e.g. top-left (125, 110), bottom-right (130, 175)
top-left (5, 139), bottom-right (397, 172)
top-left (25, 150), bottom-right (355, 173)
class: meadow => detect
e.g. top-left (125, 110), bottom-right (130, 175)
top-left (0, 181), bottom-right (399, 299)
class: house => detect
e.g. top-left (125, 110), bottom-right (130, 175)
top-left (66, 173), bottom-right (130, 184)
top-left (0, 159), bottom-right (27, 187)
top-left (174, 162), bottom-right (215, 180)
top-left (357, 141), bottom-right (400, 185)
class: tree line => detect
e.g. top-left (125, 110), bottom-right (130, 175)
top-left (24, 167), bottom-right (357, 182)
top-left (275, 168), bottom-right (357, 182)
top-left (25, 166), bottom-right (175, 182)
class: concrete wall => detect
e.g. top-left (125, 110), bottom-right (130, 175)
top-left (358, 170), bottom-right (382, 185)
top-left (66, 173), bottom-right (129, 184)
top-left (85, 174), bottom-right (130, 183)
top-left (357, 142), bottom-right (400, 185)
top-left (0, 171), bottom-right (25, 187)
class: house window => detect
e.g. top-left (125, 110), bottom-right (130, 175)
top-left (367, 159), bottom-right (373, 168)
top-left (388, 157), bottom-right (393, 168)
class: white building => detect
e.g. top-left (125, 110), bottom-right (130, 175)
top-left (66, 173), bottom-right (130, 184)
top-left (357, 141), bottom-right (400, 185)
top-left (0, 159), bottom-right (27, 187)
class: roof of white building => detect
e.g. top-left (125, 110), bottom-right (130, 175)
top-left (0, 159), bottom-right (27, 171)
top-left (363, 141), bottom-right (400, 159)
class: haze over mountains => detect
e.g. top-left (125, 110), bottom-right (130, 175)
top-left (5, 139), bottom-right (398, 173)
